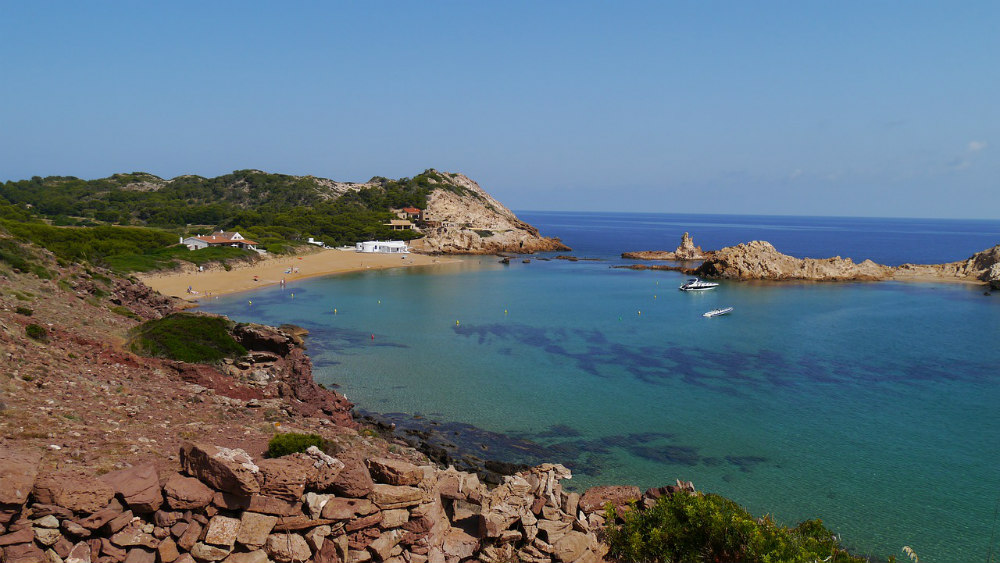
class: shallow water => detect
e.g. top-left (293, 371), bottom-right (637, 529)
top-left (199, 212), bottom-right (1000, 562)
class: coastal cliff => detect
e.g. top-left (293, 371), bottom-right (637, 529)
top-left (622, 233), bottom-right (712, 261)
top-left (407, 173), bottom-right (569, 255)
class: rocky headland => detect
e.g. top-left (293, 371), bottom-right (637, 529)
top-left (407, 173), bottom-right (569, 255)
top-left (622, 233), bottom-right (1000, 288)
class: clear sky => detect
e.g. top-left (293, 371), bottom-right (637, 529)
top-left (1, 2), bottom-right (997, 218)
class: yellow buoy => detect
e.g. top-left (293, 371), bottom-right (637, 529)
top-left (456, 320), bottom-right (460, 326)
top-left (334, 308), bottom-right (337, 315)
top-left (504, 309), bottom-right (508, 315)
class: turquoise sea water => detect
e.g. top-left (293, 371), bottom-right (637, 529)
top-left (199, 212), bottom-right (1000, 562)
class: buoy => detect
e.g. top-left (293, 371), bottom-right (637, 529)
top-left (371, 334), bottom-right (375, 340)
top-left (334, 308), bottom-right (338, 315)
top-left (638, 310), bottom-right (641, 316)
top-left (456, 320), bottom-right (460, 326)
top-left (618, 316), bottom-right (622, 321)
top-left (504, 309), bottom-right (508, 315)
top-left (378, 300), bottom-right (381, 304)
top-left (248, 300), bottom-right (252, 306)
top-left (291, 293), bottom-right (294, 299)
top-left (654, 295), bottom-right (657, 299)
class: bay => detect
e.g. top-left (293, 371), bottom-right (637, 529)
top-left (199, 212), bottom-right (1000, 562)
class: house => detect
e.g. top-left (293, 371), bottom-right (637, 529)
top-left (356, 240), bottom-right (409, 254)
top-left (181, 231), bottom-right (258, 251)
top-left (395, 207), bottom-right (423, 221)
top-left (384, 219), bottom-right (415, 231)
top-left (307, 237), bottom-right (326, 247)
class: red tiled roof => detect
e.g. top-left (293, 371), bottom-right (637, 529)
top-left (402, 207), bottom-right (422, 213)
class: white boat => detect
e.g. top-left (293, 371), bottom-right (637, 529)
top-left (679, 277), bottom-right (719, 291)
top-left (703, 307), bottom-right (734, 318)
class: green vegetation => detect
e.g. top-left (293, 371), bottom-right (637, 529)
top-left (103, 245), bottom-right (254, 273)
top-left (129, 313), bottom-right (246, 363)
top-left (604, 491), bottom-right (867, 563)
top-left (474, 229), bottom-right (494, 238)
top-left (0, 168), bottom-right (467, 252)
top-left (265, 432), bottom-right (328, 458)
top-left (25, 324), bottom-right (48, 342)
top-left (15, 306), bottom-right (32, 316)
top-left (0, 235), bottom-right (53, 279)
top-left (109, 305), bottom-right (140, 320)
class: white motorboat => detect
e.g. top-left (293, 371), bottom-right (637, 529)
top-left (703, 307), bottom-right (734, 318)
top-left (679, 277), bottom-right (719, 291)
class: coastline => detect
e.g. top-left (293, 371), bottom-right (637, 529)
top-left (137, 247), bottom-right (459, 301)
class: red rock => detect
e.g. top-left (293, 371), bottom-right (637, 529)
top-left (235, 512), bottom-right (277, 549)
top-left (264, 533), bottom-right (311, 563)
top-left (369, 485), bottom-right (423, 509)
top-left (28, 504), bottom-right (74, 520)
top-left (246, 495), bottom-right (302, 517)
top-left (179, 443), bottom-right (260, 497)
top-left (256, 458), bottom-right (314, 502)
top-left (176, 521), bottom-right (202, 552)
top-left (577, 485), bottom-right (641, 514)
top-left (203, 515), bottom-right (240, 548)
top-left (552, 531), bottom-right (590, 563)
top-left (366, 459), bottom-right (423, 487)
top-left (344, 513), bottom-right (382, 533)
top-left (78, 501), bottom-right (124, 531)
top-left (212, 492), bottom-right (250, 511)
top-left (321, 498), bottom-right (374, 520)
top-left (66, 541), bottom-right (92, 563)
top-left (442, 528), bottom-right (478, 560)
top-left (328, 460), bottom-right (373, 498)
top-left (105, 510), bottom-right (134, 534)
top-left (2, 542), bottom-right (48, 563)
top-left (33, 472), bottom-right (116, 514)
top-left (100, 537), bottom-right (127, 561)
top-left (163, 474), bottom-right (214, 511)
top-left (54, 537), bottom-right (74, 558)
top-left (156, 538), bottom-right (179, 563)
top-left (152, 511), bottom-right (182, 528)
top-left (122, 547), bottom-right (155, 563)
top-left (314, 539), bottom-right (340, 563)
top-left (0, 447), bottom-right (41, 507)
top-left (98, 464), bottom-right (162, 513)
top-left (0, 527), bottom-right (35, 546)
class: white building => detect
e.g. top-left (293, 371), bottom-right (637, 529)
top-left (355, 240), bottom-right (409, 254)
top-left (180, 231), bottom-right (258, 251)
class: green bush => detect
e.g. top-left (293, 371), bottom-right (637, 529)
top-left (109, 305), bottom-right (140, 320)
top-left (25, 324), bottom-right (48, 342)
top-left (15, 306), bottom-right (32, 316)
top-left (129, 313), bottom-right (246, 363)
top-left (265, 432), bottom-right (328, 458)
top-left (604, 491), bottom-right (867, 563)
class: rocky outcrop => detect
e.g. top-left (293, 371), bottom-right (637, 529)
top-left (691, 240), bottom-right (1000, 286)
top-left (894, 244), bottom-right (1000, 288)
top-left (0, 442), bottom-right (620, 563)
top-left (622, 232), bottom-right (713, 261)
top-left (693, 241), bottom-right (893, 281)
top-left (408, 172), bottom-right (569, 255)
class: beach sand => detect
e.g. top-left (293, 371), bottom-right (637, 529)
top-left (137, 248), bottom-right (456, 301)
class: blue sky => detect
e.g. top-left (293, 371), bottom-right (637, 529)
top-left (1, 2), bottom-right (997, 218)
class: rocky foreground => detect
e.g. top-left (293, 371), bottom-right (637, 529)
top-left (623, 233), bottom-right (1000, 288)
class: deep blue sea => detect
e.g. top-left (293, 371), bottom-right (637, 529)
top-left (199, 212), bottom-right (1000, 562)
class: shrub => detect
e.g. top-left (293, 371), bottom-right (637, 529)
top-left (109, 305), bottom-right (140, 320)
top-left (129, 313), bottom-right (246, 363)
top-left (25, 324), bottom-right (48, 342)
top-left (15, 306), bottom-right (32, 316)
top-left (604, 491), bottom-right (867, 563)
top-left (265, 432), bottom-right (328, 458)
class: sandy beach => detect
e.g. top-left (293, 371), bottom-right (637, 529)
top-left (137, 248), bottom-right (457, 301)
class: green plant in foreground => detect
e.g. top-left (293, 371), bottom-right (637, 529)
top-left (265, 432), bottom-right (328, 458)
top-left (15, 306), bottom-right (32, 316)
top-left (25, 324), bottom-right (48, 342)
top-left (128, 313), bottom-right (246, 363)
top-left (604, 490), bottom-right (868, 563)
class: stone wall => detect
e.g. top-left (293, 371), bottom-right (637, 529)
top-left (0, 443), bottom-right (609, 563)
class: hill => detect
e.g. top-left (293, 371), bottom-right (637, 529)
top-left (0, 169), bottom-right (567, 256)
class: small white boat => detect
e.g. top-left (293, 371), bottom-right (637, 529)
top-left (679, 277), bottom-right (719, 291)
top-left (703, 307), bottom-right (734, 318)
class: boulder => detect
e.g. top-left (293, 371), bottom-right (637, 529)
top-left (66, 542), bottom-right (92, 563)
top-left (156, 538), bottom-right (179, 563)
top-left (552, 531), bottom-right (590, 563)
top-left (163, 474), bottom-right (214, 510)
top-left (2, 542), bottom-right (48, 563)
top-left (366, 459), bottom-right (423, 487)
top-left (123, 548), bottom-right (156, 563)
top-left (109, 522), bottom-right (157, 549)
top-left (369, 485), bottom-right (422, 510)
top-left (0, 447), bottom-right (42, 506)
top-left (246, 495), bottom-right (302, 517)
top-left (256, 459), bottom-right (314, 502)
top-left (98, 464), bottom-right (162, 513)
top-left (77, 501), bottom-right (124, 531)
top-left (578, 485), bottom-right (641, 514)
top-left (204, 516), bottom-right (241, 548)
top-left (222, 551), bottom-right (269, 563)
top-left (33, 526), bottom-right (62, 546)
top-left (321, 499), bottom-right (374, 521)
top-left (328, 460), bottom-right (374, 498)
top-left (236, 512), bottom-right (277, 549)
top-left (180, 443), bottom-right (260, 496)
top-left (264, 533), bottom-right (311, 563)
top-left (32, 473), bottom-right (115, 514)
top-left (190, 542), bottom-right (233, 561)
top-left (441, 529), bottom-right (478, 561)
top-left (0, 527), bottom-right (35, 545)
